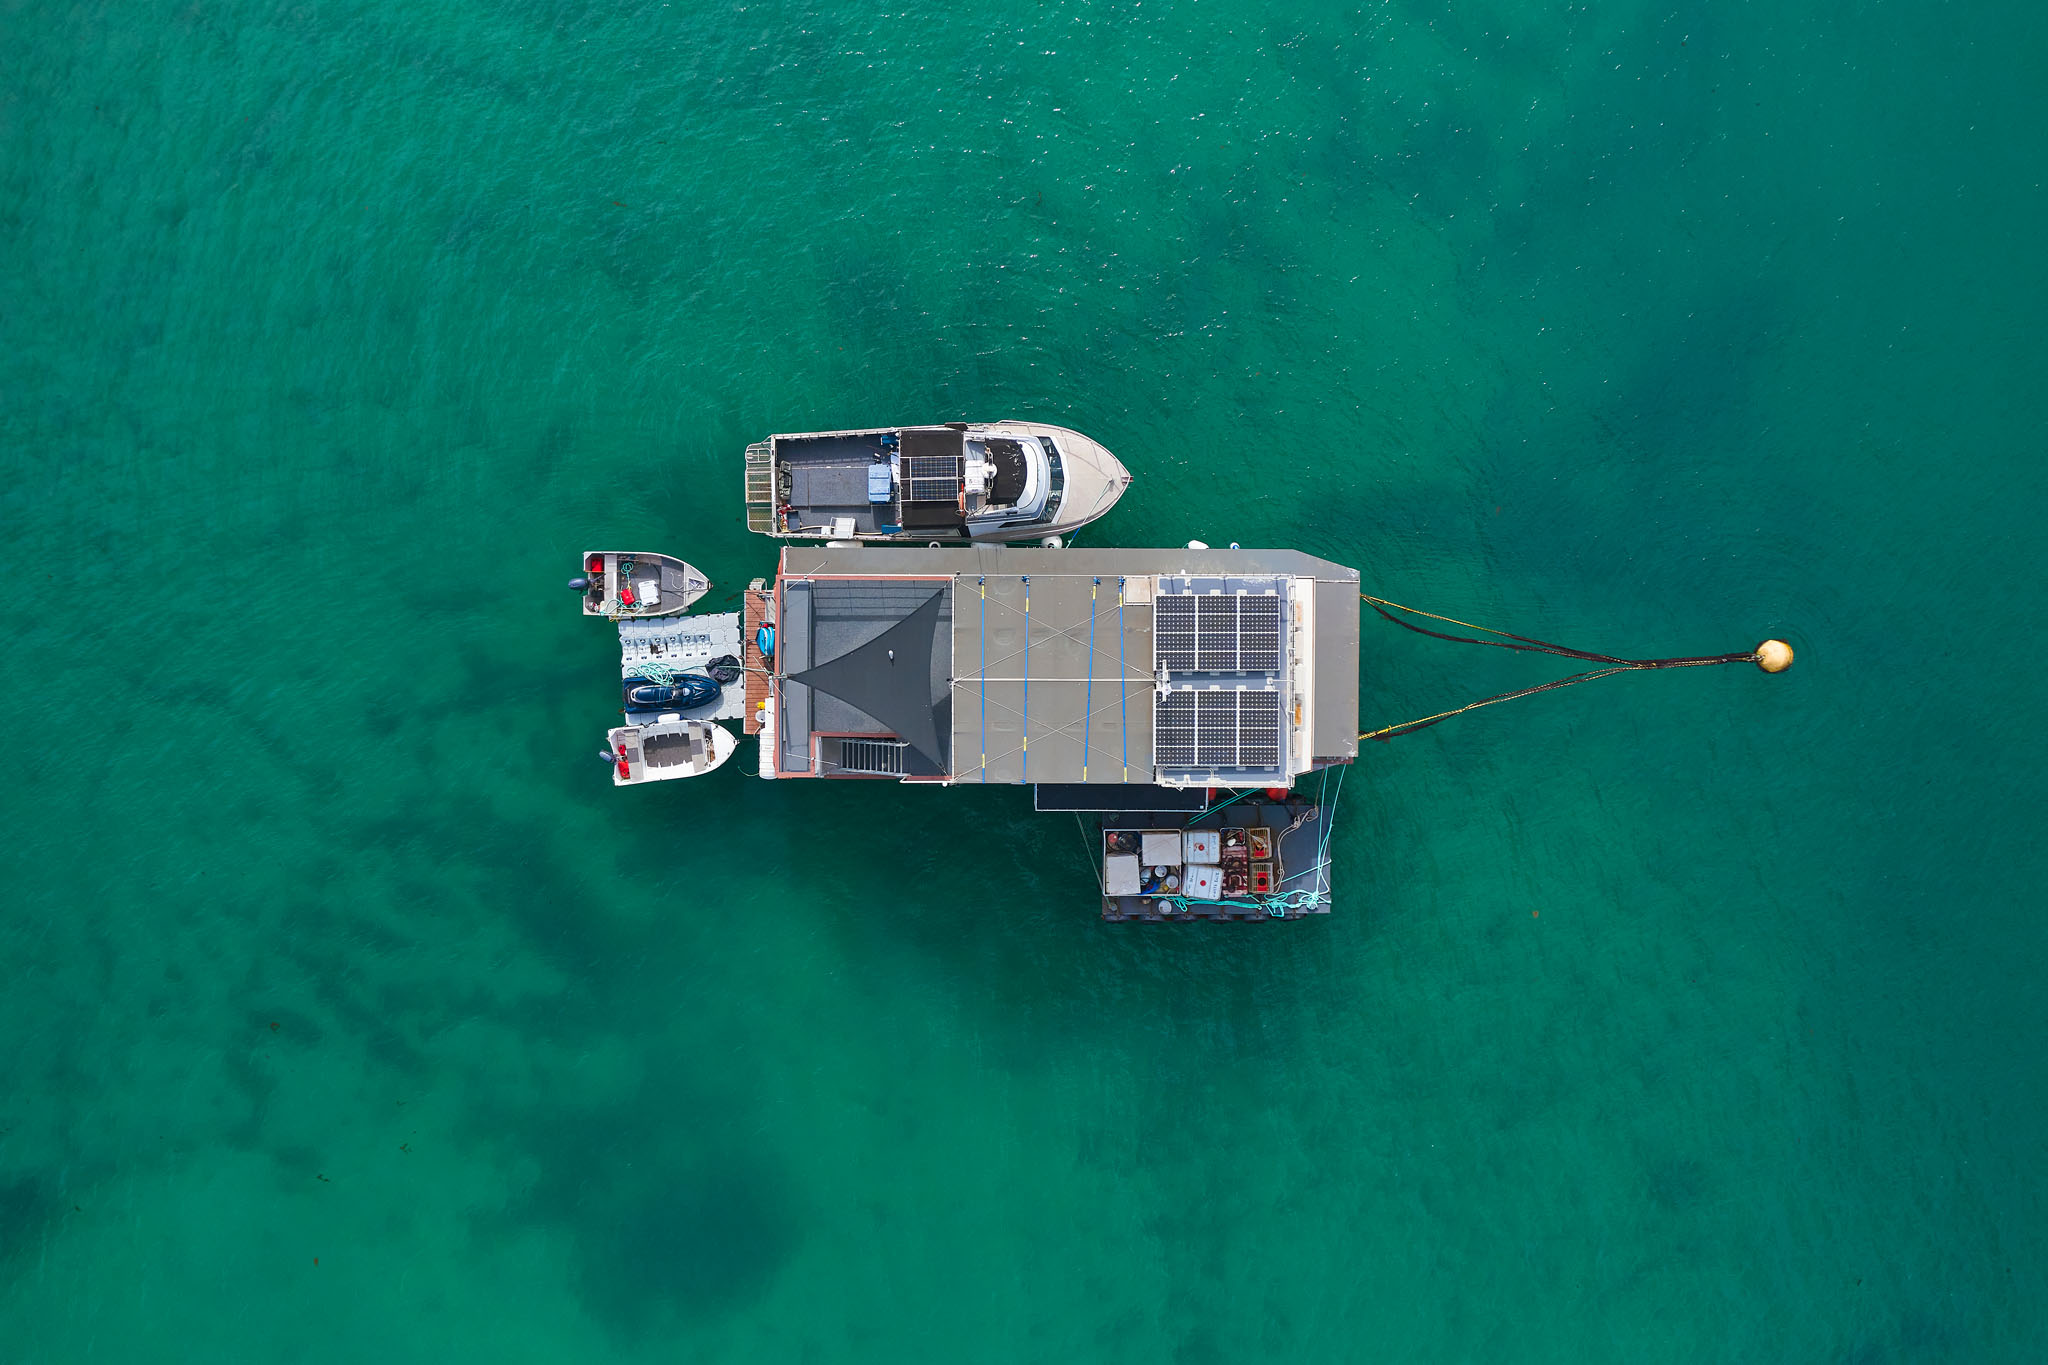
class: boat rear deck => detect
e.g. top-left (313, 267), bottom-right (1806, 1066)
top-left (777, 433), bottom-right (899, 537)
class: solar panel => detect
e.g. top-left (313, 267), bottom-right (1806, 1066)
top-left (1154, 595), bottom-right (1196, 672)
top-left (1196, 596), bottom-right (1238, 671)
top-left (905, 455), bottom-right (958, 504)
top-left (1154, 691), bottom-right (1196, 766)
top-left (1196, 690), bottom-right (1239, 767)
top-left (1237, 596), bottom-right (1283, 672)
top-left (1235, 690), bottom-right (1283, 770)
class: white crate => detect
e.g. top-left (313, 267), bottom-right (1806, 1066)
top-left (1140, 832), bottom-right (1182, 866)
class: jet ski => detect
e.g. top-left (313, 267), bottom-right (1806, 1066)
top-left (623, 673), bottom-right (721, 712)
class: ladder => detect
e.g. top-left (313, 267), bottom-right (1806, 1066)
top-left (744, 441), bottom-right (776, 533)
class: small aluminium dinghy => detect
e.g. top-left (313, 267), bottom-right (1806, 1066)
top-left (572, 551), bottom-right (710, 618)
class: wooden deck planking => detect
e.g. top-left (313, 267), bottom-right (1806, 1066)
top-left (742, 588), bottom-right (772, 734)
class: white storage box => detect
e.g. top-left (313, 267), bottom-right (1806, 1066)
top-left (1184, 830), bottom-right (1221, 865)
top-left (1104, 855), bottom-right (1141, 897)
top-left (1185, 865), bottom-right (1224, 901)
top-left (1140, 832), bottom-right (1182, 866)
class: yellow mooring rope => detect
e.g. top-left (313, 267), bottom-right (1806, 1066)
top-left (1358, 594), bottom-right (1791, 743)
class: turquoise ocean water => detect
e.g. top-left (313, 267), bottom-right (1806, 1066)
top-left (5, 0), bottom-right (2045, 1359)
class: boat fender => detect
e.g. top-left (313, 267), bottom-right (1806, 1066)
top-left (569, 577), bottom-right (590, 591)
top-left (755, 625), bottom-right (775, 659)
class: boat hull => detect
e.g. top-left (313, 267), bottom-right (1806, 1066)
top-left (578, 552), bottom-right (710, 618)
top-left (743, 421), bottom-right (1131, 544)
top-left (608, 720), bottom-right (736, 783)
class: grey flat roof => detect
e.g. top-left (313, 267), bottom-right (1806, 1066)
top-left (952, 568), bottom-right (1152, 785)
top-left (776, 546), bottom-right (1361, 783)
top-left (780, 545), bottom-right (1359, 582)
top-left (1313, 577), bottom-right (1361, 762)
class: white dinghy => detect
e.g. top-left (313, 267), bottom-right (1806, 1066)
top-left (605, 719), bottom-right (736, 784)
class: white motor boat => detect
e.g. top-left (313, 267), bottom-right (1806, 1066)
top-left (606, 719), bottom-right (736, 784)
top-left (742, 421), bottom-right (1131, 543)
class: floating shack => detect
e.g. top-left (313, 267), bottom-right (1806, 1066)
top-left (735, 545), bottom-right (1360, 920)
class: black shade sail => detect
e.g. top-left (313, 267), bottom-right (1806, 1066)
top-left (787, 588), bottom-right (950, 770)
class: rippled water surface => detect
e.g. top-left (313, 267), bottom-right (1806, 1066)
top-left (4, 0), bottom-right (2045, 1359)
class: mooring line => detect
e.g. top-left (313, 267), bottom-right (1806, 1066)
top-left (1358, 593), bottom-right (1789, 742)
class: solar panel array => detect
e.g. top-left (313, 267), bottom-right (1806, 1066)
top-left (1152, 583), bottom-right (1290, 781)
top-left (1153, 688), bottom-right (1283, 773)
top-left (905, 455), bottom-right (959, 504)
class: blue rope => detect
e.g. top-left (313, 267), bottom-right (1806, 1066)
top-left (1316, 762), bottom-right (1347, 871)
top-left (1021, 576), bottom-right (1030, 784)
top-left (1117, 577), bottom-right (1128, 782)
top-left (1082, 578), bottom-right (1098, 782)
top-left (978, 577), bottom-right (987, 782)
top-left (1159, 889), bottom-right (1326, 917)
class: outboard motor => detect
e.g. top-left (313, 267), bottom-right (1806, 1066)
top-left (569, 577), bottom-right (591, 592)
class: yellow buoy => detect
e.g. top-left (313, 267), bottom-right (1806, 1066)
top-left (1755, 639), bottom-right (1794, 673)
